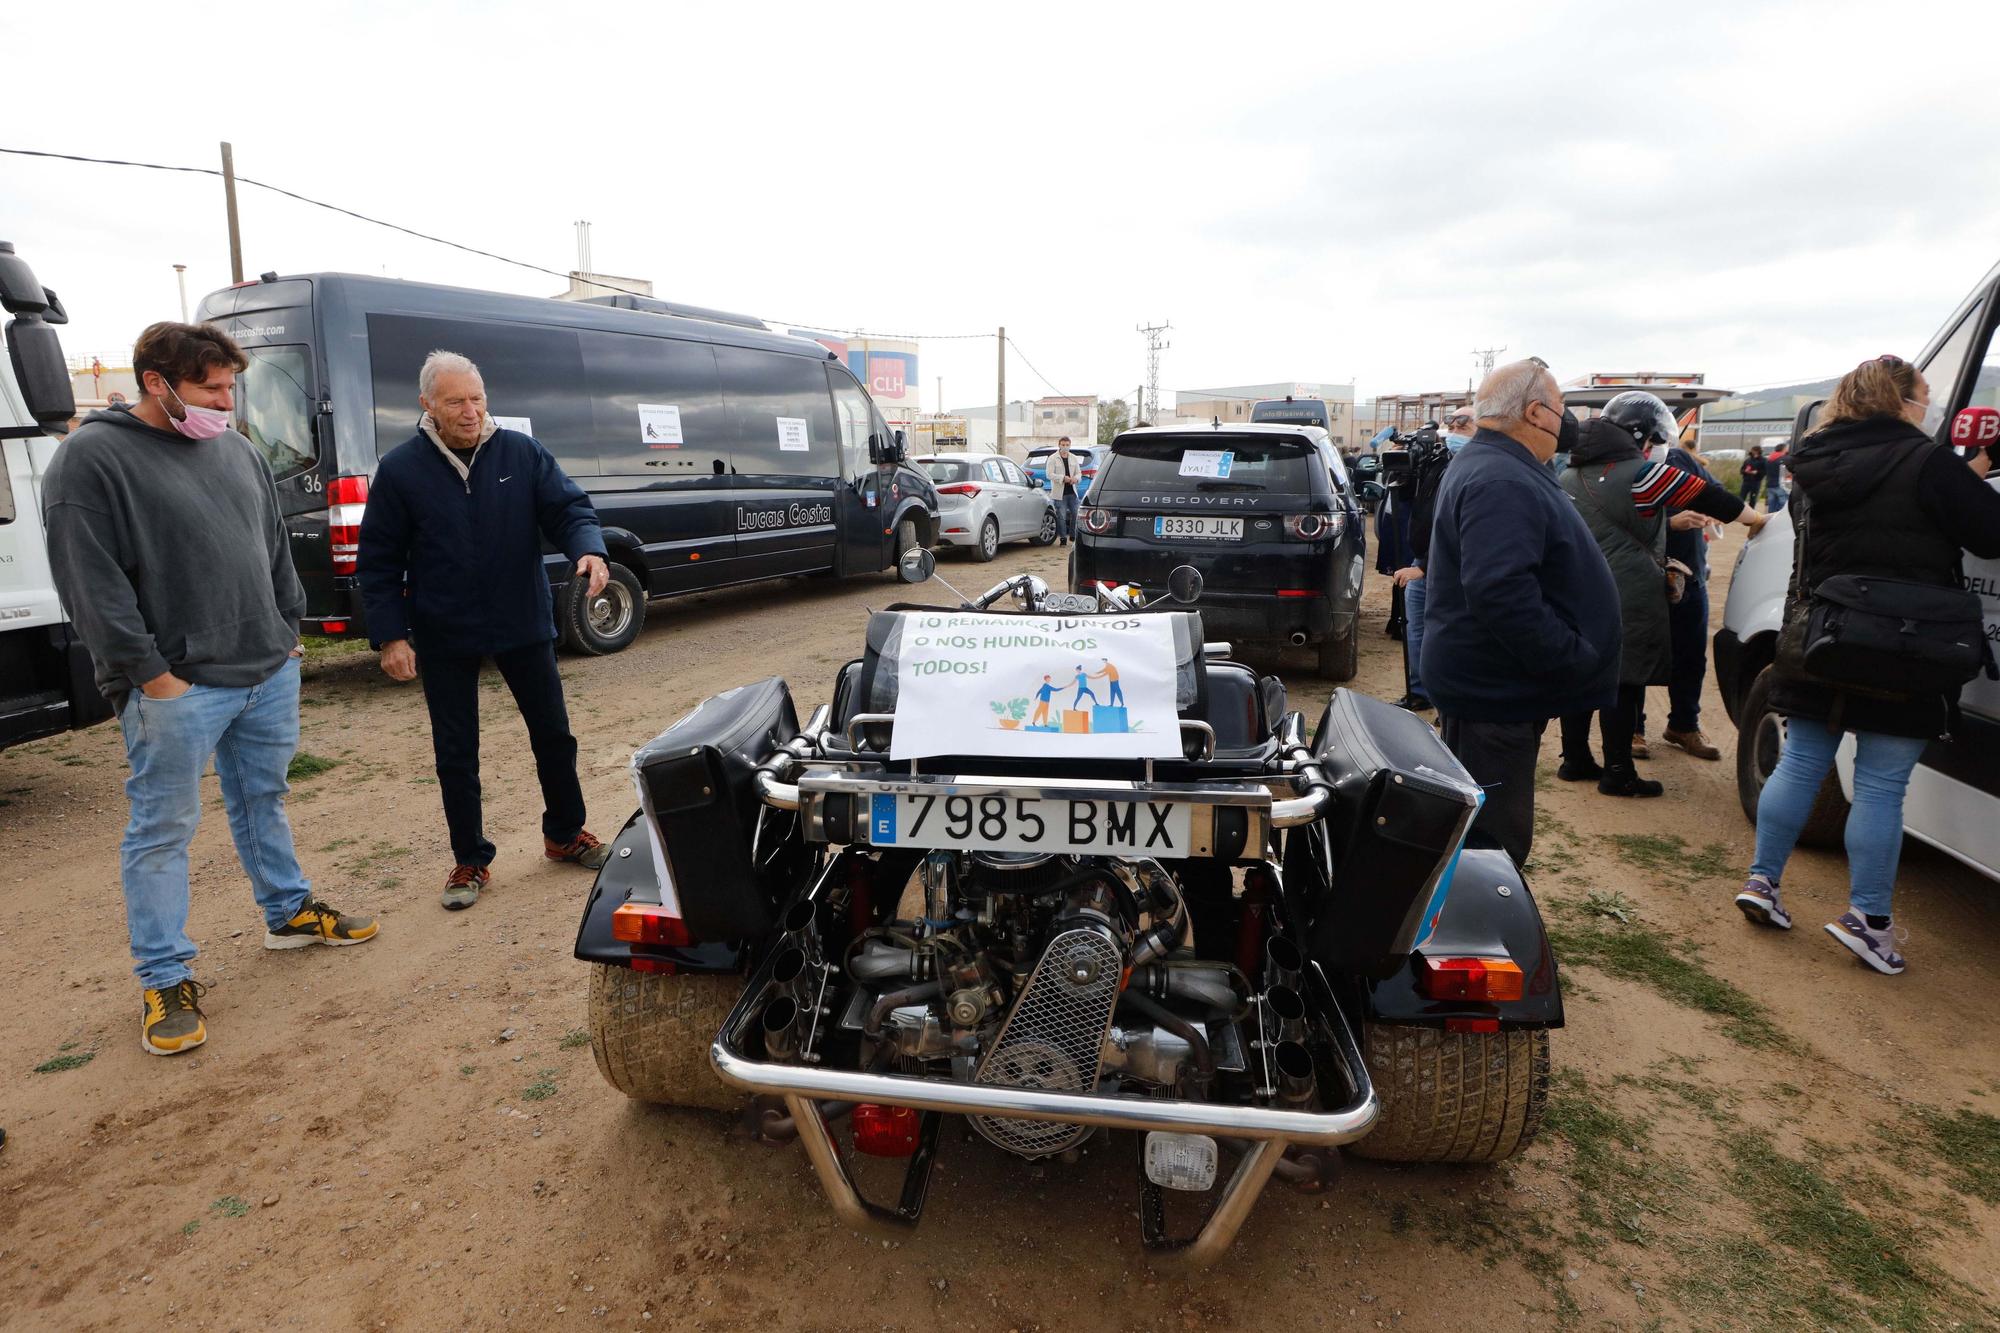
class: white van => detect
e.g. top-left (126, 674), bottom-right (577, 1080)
top-left (0, 241), bottom-right (111, 750)
top-left (1716, 259), bottom-right (2000, 874)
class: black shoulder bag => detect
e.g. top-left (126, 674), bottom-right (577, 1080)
top-left (1798, 445), bottom-right (1995, 695)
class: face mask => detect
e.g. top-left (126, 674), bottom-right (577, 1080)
top-left (1445, 432), bottom-right (1470, 454)
top-left (160, 383), bottom-right (233, 441)
top-left (1907, 397), bottom-right (1945, 435)
top-left (1556, 407), bottom-right (1579, 456)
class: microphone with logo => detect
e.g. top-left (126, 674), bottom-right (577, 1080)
top-left (1950, 405), bottom-right (2000, 467)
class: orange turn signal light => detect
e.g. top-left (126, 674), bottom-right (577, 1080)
top-left (1417, 954), bottom-right (1525, 1002)
top-left (612, 902), bottom-right (693, 948)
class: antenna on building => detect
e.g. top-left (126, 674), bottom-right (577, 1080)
top-left (1138, 321), bottom-right (1172, 425)
top-left (574, 220), bottom-right (592, 275)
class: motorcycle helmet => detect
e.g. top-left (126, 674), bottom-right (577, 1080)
top-left (1602, 391), bottom-right (1681, 451)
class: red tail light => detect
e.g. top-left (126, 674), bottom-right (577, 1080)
top-left (1082, 507), bottom-right (1116, 535)
top-left (1284, 512), bottom-right (1344, 541)
top-left (1275, 589), bottom-right (1321, 599)
top-left (937, 483), bottom-right (982, 496)
top-left (611, 901), bottom-right (693, 948)
top-left (851, 1103), bottom-right (921, 1157)
top-left (1417, 954), bottom-right (1525, 1002)
top-left (328, 475), bottom-right (369, 575)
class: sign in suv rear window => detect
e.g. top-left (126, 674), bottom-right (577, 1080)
top-left (1098, 438), bottom-right (1316, 495)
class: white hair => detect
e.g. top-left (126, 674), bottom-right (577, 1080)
top-left (419, 349), bottom-right (482, 400)
top-left (1475, 359), bottom-right (1554, 425)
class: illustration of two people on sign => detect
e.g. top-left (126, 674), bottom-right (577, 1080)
top-left (1027, 659), bottom-right (1123, 728)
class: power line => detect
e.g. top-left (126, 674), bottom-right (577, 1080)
top-left (0, 145), bottom-right (998, 343)
top-left (1003, 336), bottom-right (1080, 403)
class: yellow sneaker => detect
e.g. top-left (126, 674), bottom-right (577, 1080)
top-left (141, 980), bottom-right (207, 1056)
top-left (264, 897), bottom-right (379, 950)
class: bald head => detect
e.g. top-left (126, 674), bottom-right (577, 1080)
top-left (1475, 359), bottom-right (1565, 461)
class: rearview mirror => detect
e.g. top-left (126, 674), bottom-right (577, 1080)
top-left (1791, 399), bottom-right (1825, 449)
top-left (1167, 565), bottom-right (1204, 605)
top-left (6, 316), bottom-right (75, 427)
top-left (897, 546), bottom-right (936, 585)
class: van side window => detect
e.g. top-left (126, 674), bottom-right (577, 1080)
top-left (234, 344), bottom-right (318, 479)
top-left (829, 370), bottom-right (872, 480)
top-left (714, 348), bottom-right (840, 477)
top-left (1920, 298), bottom-right (1987, 416)
top-left (579, 331), bottom-right (727, 478)
top-left (365, 314), bottom-right (595, 474)
top-left (1969, 312), bottom-right (2000, 413)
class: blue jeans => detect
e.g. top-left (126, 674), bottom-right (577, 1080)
top-left (1750, 718), bottom-right (1927, 918)
top-left (1057, 490), bottom-right (1080, 540)
top-left (1403, 573), bottom-right (1428, 696)
top-left (116, 658), bottom-right (312, 988)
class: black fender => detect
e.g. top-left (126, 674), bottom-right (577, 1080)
top-left (887, 496), bottom-right (936, 548)
top-left (572, 810), bottom-right (747, 974)
top-left (1349, 846), bottom-right (1564, 1029)
top-left (596, 525), bottom-right (649, 579)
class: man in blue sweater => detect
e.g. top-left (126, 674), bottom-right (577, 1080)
top-left (358, 351), bottom-right (613, 910)
top-left (1419, 360), bottom-right (1621, 863)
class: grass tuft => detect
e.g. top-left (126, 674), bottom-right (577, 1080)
top-left (558, 1028), bottom-right (589, 1050)
top-left (1912, 1106), bottom-right (2000, 1204)
top-left (1546, 899), bottom-right (1789, 1050)
top-left (522, 1070), bottom-right (559, 1102)
top-left (33, 1050), bottom-right (96, 1074)
top-left (1605, 833), bottom-right (1736, 884)
top-left (209, 1195), bottom-right (250, 1219)
top-left (287, 751), bottom-right (339, 782)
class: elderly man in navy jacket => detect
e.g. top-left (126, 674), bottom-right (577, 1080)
top-left (358, 351), bottom-right (613, 910)
top-left (1419, 359), bottom-right (1620, 864)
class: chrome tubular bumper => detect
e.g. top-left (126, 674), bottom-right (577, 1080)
top-left (710, 953), bottom-right (1380, 1263)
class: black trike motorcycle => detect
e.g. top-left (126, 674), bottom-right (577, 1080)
top-left (573, 553), bottom-right (1561, 1263)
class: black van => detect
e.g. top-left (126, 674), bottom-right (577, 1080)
top-left (195, 274), bottom-right (938, 654)
top-left (1070, 424), bottom-right (1368, 678)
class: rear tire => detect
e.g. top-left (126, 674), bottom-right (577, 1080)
top-left (1348, 1022), bottom-right (1549, 1163)
top-left (587, 963), bottom-right (743, 1111)
top-left (1317, 626), bottom-right (1359, 681)
top-left (972, 515), bottom-right (1000, 563)
top-left (1734, 665), bottom-right (1847, 847)
top-left (563, 561), bottom-right (646, 656)
top-left (1032, 506), bottom-right (1059, 547)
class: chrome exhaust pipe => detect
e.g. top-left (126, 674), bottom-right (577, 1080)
top-left (1274, 1040), bottom-right (1317, 1107)
top-left (1264, 936), bottom-right (1304, 992)
top-left (762, 995), bottom-right (802, 1061)
top-left (1260, 984), bottom-right (1308, 1045)
top-left (1289, 632), bottom-right (1308, 646)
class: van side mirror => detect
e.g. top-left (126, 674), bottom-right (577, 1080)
top-left (6, 316), bottom-right (75, 427)
top-left (869, 431), bottom-right (906, 465)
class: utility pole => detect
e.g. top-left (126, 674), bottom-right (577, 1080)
top-left (995, 326), bottom-right (1006, 458)
top-left (1135, 384), bottom-right (1144, 425)
top-left (1471, 345), bottom-right (1506, 388)
top-left (173, 264), bottom-right (189, 321)
top-left (220, 142), bottom-right (244, 283)
top-left (1137, 321), bottom-right (1171, 425)
top-left (574, 220), bottom-right (592, 275)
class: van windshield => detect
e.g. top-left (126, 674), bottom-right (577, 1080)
top-left (235, 345), bottom-right (316, 479)
top-left (1099, 439), bottom-right (1315, 493)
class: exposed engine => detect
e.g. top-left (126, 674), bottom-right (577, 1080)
top-left (762, 850), bottom-right (1312, 1161)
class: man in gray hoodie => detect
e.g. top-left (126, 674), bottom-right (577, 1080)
top-left (42, 321), bottom-right (378, 1059)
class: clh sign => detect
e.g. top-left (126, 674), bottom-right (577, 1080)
top-left (859, 349), bottom-right (918, 404)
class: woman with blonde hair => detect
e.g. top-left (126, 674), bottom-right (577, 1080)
top-left (1736, 355), bottom-right (2000, 973)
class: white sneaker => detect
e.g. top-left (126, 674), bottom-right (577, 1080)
top-left (1734, 874), bottom-right (1792, 930)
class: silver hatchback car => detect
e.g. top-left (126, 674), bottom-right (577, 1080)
top-left (917, 451), bottom-right (1058, 561)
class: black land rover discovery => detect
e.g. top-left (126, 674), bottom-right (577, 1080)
top-left (1070, 424), bottom-right (1368, 679)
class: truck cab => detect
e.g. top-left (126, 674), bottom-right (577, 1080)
top-left (1716, 258), bottom-right (2000, 876)
top-left (0, 241), bottom-right (112, 749)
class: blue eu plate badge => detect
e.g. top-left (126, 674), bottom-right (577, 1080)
top-left (871, 793), bottom-right (897, 843)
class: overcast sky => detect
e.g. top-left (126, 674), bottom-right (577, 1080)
top-left (7, 0), bottom-right (1997, 414)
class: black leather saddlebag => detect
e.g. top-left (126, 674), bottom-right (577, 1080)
top-left (632, 677), bottom-right (798, 940)
top-left (1306, 689), bottom-right (1481, 977)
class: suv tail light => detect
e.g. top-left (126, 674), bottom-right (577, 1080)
top-left (1416, 954), bottom-right (1525, 1002)
top-left (328, 475), bottom-right (369, 575)
top-left (1284, 512), bottom-right (1344, 542)
top-left (1081, 507), bottom-right (1116, 535)
top-left (938, 482), bottom-right (982, 497)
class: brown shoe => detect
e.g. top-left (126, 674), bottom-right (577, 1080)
top-left (1662, 727), bottom-right (1722, 761)
top-left (1630, 733), bottom-right (1651, 760)
top-left (545, 830), bottom-right (611, 870)
top-left (441, 864), bottom-right (491, 911)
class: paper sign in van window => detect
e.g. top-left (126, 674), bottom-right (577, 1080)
top-left (638, 403), bottom-right (684, 448)
top-left (493, 416), bottom-right (533, 436)
top-left (1178, 450), bottom-right (1234, 479)
top-left (776, 417), bottom-right (811, 452)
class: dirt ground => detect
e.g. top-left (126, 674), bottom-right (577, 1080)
top-left (2, 529), bottom-right (1997, 1332)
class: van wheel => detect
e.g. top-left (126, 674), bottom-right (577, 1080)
top-left (971, 516), bottom-right (1001, 563)
top-left (1317, 627), bottom-right (1359, 681)
top-left (564, 561), bottom-right (645, 656)
top-left (1735, 665), bottom-right (1847, 847)
top-left (1033, 507), bottom-right (1059, 546)
top-left (1348, 1022), bottom-right (1549, 1163)
top-left (896, 518), bottom-right (922, 557)
top-left (587, 963), bottom-right (743, 1112)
